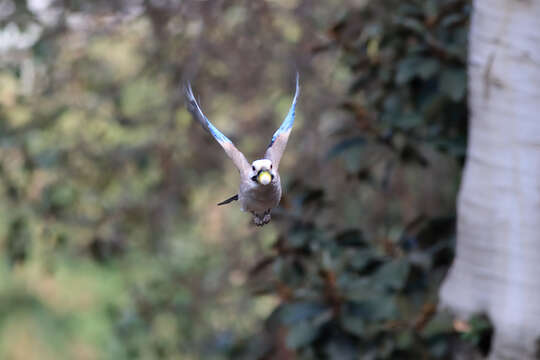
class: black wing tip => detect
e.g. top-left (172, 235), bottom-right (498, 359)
top-left (217, 194), bottom-right (239, 206)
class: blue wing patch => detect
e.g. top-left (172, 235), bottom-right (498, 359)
top-left (206, 117), bottom-right (232, 145)
top-left (268, 73), bottom-right (300, 148)
top-left (185, 83), bottom-right (232, 145)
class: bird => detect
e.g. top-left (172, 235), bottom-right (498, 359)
top-left (185, 74), bottom-right (299, 226)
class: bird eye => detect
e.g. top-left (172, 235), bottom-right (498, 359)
top-left (252, 166), bottom-right (256, 171)
top-left (270, 164), bottom-right (273, 169)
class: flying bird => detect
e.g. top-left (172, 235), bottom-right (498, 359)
top-left (185, 74), bottom-right (299, 226)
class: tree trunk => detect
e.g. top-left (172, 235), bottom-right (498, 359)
top-left (439, 0), bottom-right (540, 359)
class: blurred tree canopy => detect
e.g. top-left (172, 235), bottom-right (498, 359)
top-left (0, 0), bottom-right (481, 359)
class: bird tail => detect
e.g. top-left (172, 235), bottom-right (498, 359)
top-left (217, 194), bottom-right (238, 206)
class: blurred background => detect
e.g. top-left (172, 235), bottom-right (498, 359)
top-left (0, 0), bottom-right (477, 359)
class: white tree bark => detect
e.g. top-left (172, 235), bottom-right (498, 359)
top-left (439, 0), bottom-right (540, 359)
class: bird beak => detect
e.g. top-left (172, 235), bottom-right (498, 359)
top-left (257, 170), bottom-right (272, 185)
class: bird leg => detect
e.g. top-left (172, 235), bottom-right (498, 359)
top-left (252, 210), bottom-right (272, 227)
top-left (253, 214), bottom-right (263, 226)
top-left (262, 210), bottom-right (271, 224)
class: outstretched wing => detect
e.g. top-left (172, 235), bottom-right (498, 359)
top-left (264, 73), bottom-right (300, 169)
top-left (185, 83), bottom-right (250, 174)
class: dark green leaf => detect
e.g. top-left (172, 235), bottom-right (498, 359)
top-left (324, 338), bottom-right (358, 360)
top-left (429, 340), bottom-right (449, 358)
top-left (420, 311), bottom-right (454, 338)
top-left (279, 302), bottom-right (328, 325)
top-left (441, 14), bottom-right (465, 27)
top-left (288, 231), bottom-right (310, 249)
top-left (344, 297), bottom-right (398, 323)
top-left (418, 58), bottom-right (440, 79)
top-left (424, 0), bottom-right (439, 18)
top-left (341, 277), bottom-right (372, 301)
top-left (395, 17), bottom-right (426, 34)
top-left (396, 330), bottom-right (414, 350)
top-left (348, 250), bottom-right (378, 271)
top-left (396, 113), bottom-right (423, 130)
top-left (343, 146), bottom-right (365, 173)
top-left (440, 68), bottom-right (467, 101)
top-left (340, 313), bottom-right (365, 336)
top-left (396, 57), bottom-right (421, 85)
top-left (373, 259), bottom-right (410, 291)
top-left (286, 321), bottom-right (320, 350)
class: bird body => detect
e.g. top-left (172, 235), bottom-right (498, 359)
top-left (185, 74), bottom-right (299, 226)
top-left (238, 160), bottom-right (282, 225)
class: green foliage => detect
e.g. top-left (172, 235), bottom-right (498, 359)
top-left (235, 212), bottom-right (458, 359)
top-left (460, 314), bottom-right (494, 356)
top-left (328, 0), bottom-right (470, 166)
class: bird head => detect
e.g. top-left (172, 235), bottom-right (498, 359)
top-left (250, 159), bottom-right (275, 185)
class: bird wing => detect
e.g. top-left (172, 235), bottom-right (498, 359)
top-left (264, 73), bottom-right (300, 170)
top-left (185, 83), bottom-right (250, 174)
